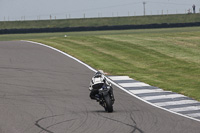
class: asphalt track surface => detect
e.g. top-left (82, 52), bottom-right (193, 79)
top-left (0, 41), bottom-right (200, 133)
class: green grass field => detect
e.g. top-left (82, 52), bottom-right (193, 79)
top-left (1, 14), bottom-right (200, 30)
top-left (0, 27), bottom-right (200, 101)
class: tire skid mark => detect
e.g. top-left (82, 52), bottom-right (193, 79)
top-left (98, 113), bottom-right (144, 133)
top-left (75, 105), bottom-right (90, 133)
top-left (38, 119), bottom-right (77, 133)
top-left (35, 114), bottom-right (77, 133)
top-left (70, 104), bottom-right (89, 133)
top-left (129, 113), bottom-right (143, 133)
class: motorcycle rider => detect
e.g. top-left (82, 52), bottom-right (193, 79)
top-left (89, 70), bottom-right (114, 101)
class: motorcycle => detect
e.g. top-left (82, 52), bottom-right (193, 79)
top-left (96, 82), bottom-right (114, 113)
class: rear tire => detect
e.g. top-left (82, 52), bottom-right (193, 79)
top-left (104, 95), bottom-right (113, 112)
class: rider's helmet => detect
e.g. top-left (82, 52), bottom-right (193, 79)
top-left (95, 70), bottom-right (104, 76)
top-left (94, 71), bottom-right (102, 78)
top-left (94, 70), bottom-right (106, 82)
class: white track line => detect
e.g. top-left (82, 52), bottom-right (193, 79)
top-left (108, 76), bottom-right (132, 81)
top-left (22, 41), bottom-right (200, 122)
top-left (119, 82), bottom-right (150, 87)
top-left (170, 106), bottom-right (200, 112)
top-left (187, 113), bottom-right (200, 118)
top-left (142, 94), bottom-right (186, 101)
top-left (22, 40), bottom-right (97, 73)
top-left (130, 89), bottom-right (163, 94)
top-left (156, 100), bottom-right (199, 107)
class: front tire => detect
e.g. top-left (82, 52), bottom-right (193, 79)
top-left (104, 95), bottom-right (113, 112)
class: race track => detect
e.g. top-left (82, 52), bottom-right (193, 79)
top-left (0, 41), bottom-right (199, 133)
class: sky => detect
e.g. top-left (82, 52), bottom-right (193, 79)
top-left (0, 0), bottom-right (199, 21)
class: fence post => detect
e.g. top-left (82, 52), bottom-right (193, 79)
top-left (143, 2), bottom-right (146, 16)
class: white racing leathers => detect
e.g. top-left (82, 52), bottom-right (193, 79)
top-left (89, 74), bottom-right (114, 100)
top-left (89, 74), bottom-right (111, 91)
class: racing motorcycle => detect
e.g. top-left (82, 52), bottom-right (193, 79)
top-left (96, 82), bottom-right (115, 113)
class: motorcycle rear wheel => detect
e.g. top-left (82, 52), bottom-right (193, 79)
top-left (104, 95), bottom-right (113, 112)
